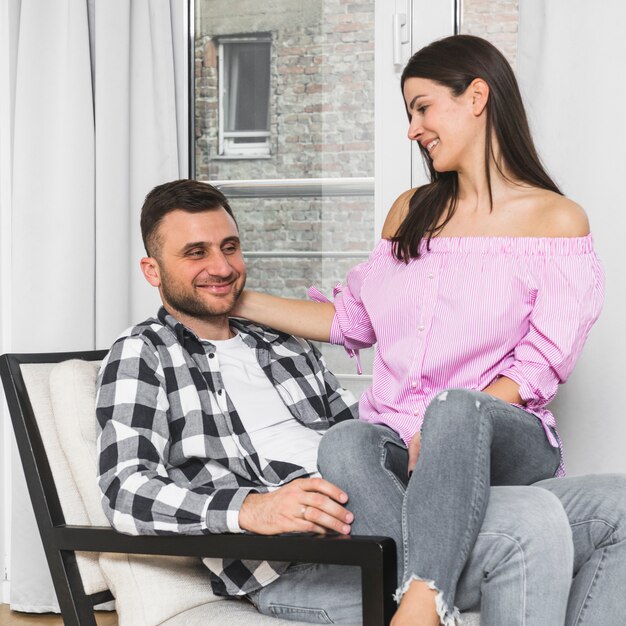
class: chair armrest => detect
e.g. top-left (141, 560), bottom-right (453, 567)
top-left (55, 525), bottom-right (397, 626)
top-left (54, 524), bottom-right (394, 568)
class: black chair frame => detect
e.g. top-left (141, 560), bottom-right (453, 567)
top-left (0, 350), bottom-right (397, 626)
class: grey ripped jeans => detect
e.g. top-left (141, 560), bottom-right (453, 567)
top-left (249, 474), bottom-right (626, 625)
top-left (250, 388), bottom-right (597, 624)
top-left (319, 389), bottom-right (561, 624)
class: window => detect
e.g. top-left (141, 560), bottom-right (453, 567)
top-left (218, 36), bottom-right (271, 158)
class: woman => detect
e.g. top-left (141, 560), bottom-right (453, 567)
top-left (234, 35), bottom-right (604, 625)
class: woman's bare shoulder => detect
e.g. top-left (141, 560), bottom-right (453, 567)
top-left (532, 191), bottom-right (590, 237)
top-left (381, 188), bottom-right (417, 239)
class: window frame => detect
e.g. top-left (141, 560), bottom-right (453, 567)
top-left (217, 34), bottom-right (272, 159)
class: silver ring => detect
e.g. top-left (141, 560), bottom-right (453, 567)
top-left (300, 506), bottom-right (307, 519)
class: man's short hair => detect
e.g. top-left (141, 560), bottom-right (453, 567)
top-left (140, 179), bottom-right (236, 258)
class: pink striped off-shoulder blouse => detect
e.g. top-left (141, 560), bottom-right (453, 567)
top-left (310, 235), bottom-right (604, 472)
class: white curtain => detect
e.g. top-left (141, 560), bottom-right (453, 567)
top-left (10, 0), bottom-right (95, 610)
top-left (8, 0), bottom-right (186, 611)
top-left (94, 0), bottom-right (186, 346)
top-left (517, 1), bottom-right (626, 475)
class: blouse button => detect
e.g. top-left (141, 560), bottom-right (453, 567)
top-left (411, 381), bottom-right (417, 388)
top-left (209, 353), bottom-right (215, 359)
top-left (417, 325), bottom-right (425, 332)
top-left (428, 273), bottom-right (435, 279)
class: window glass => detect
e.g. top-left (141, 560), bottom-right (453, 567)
top-left (223, 41), bottom-right (270, 132)
top-left (193, 0), bottom-right (376, 383)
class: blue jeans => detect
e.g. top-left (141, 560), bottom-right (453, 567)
top-left (249, 391), bottom-right (626, 624)
top-left (322, 390), bottom-right (560, 622)
top-left (248, 486), bottom-right (572, 624)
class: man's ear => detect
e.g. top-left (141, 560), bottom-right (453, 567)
top-left (140, 256), bottom-right (161, 287)
top-left (469, 78), bottom-right (489, 116)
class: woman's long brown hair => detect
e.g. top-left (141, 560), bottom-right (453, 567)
top-left (392, 35), bottom-right (562, 262)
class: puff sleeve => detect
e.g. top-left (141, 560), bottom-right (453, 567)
top-left (308, 254), bottom-right (378, 373)
top-left (499, 246), bottom-right (604, 410)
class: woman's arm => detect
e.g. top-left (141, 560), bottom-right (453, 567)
top-left (232, 290), bottom-right (336, 342)
top-left (232, 189), bottom-right (418, 345)
top-left (495, 243), bottom-right (603, 411)
top-left (482, 376), bottom-right (524, 405)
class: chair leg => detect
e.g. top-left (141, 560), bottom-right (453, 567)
top-left (45, 549), bottom-right (98, 626)
top-left (361, 551), bottom-right (397, 626)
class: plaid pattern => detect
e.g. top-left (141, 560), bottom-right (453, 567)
top-left (96, 307), bottom-right (357, 597)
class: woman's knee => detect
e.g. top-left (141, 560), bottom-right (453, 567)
top-left (422, 388), bottom-right (492, 434)
top-left (318, 420), bottom-right (388, 478)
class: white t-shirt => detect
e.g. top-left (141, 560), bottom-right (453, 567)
top-left (210, 332), bottom-right (322, 478)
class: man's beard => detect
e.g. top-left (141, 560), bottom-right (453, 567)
top-left (160, 269), bottom-right (246, 321)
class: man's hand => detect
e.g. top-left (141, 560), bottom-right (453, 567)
top-left (407, 431), bottom-right (421, 477)
top-left (238, 477), bottom-right (353, 535)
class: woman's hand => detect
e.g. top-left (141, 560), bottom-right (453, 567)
top-left (407, 431), bottom-right (421, 477)
top-left (482, 376), bottom-right (524, 405)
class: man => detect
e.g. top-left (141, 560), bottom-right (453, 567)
top-left (97, 179), bottom-right (626, 625)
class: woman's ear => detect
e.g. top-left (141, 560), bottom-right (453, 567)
top-left (140, 256), bottom-right (161, 287)
top-left (469, 78), bottom-right (490, 116)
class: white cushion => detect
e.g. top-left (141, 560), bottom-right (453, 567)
top-left (49, 360), bottom-right (108, 526)
top-left (99, 553), bottom-right (220, 626)
top-left (21, 363), bottom-right (107, 596)
top-left (49, 359), bottom-right (222, 626)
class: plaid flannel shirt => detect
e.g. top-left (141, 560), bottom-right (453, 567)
top-left (96, 307), bottom-right (357, 597)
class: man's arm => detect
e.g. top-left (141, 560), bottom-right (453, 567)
top-left (97, 333), bottom-right (353, 537)
top-left (96, 334), bottom-right (255, 535)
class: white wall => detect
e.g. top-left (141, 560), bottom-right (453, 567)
top-left (517, 1), bottom-right (626, 476)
